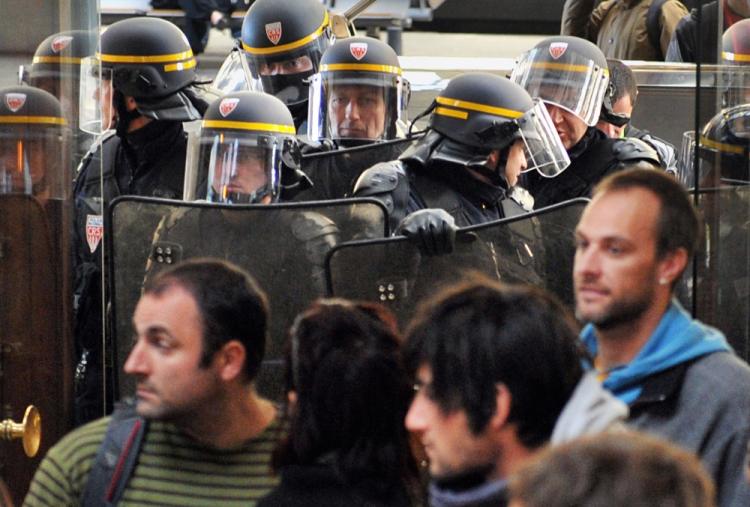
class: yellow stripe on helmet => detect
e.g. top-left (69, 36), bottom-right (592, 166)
top-left (434, 107), bottom-right (468, 120)
top-left (700, 135), bottom-right (746, 155)
top-left (241, 11), bottom-right (329, 55)
top-left (0, 115), bottom-right (67, 126)
top-left (164, 58), bottom-right (197, 72)
top-left (320, 63), bottom-right (402, 75)
top-left (436, 96), bottom-right (524, 119)
top-left (722, 51), bottom-right (750, 63)
top-left (202, 119), bottom-right (296, 134)
top-left (531, 61), bottom-right (610, 76)
top-left (97, 49), bottom-right (194, 64)
top-left (32, 55), bottom-right (83, 65)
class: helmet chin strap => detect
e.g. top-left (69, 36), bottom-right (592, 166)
top-left (113, 90), bottom-right (143, 139)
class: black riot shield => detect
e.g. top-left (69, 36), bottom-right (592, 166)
top-left (107, 197), bottom-right (388, 400)
top-left (326, 199), bottom-right (589, 326)
top-left (297, 137), bottom-right (417, 201)
top-left (0, 195), bottom-right (73, 504)
top-left (681, 186), bottom-right (750, 361)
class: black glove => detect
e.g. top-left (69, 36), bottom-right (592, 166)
top-left (396, 208), bottom-right (457, 256)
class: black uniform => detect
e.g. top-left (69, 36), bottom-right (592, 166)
top-left (72, 120), bottom-right (187, 424)
top-left (522, 127), bottom-right (624, 209)
top-left (404, 160), bottom-right (527, 227)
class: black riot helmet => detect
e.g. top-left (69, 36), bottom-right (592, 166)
top-left (28, 31), bottom-right (96, 121)
top-left (720, 19), bottom-right (750, 108)
top-left (79, 17), bottom-right (206, 135)
top-left (240, 0), bottom-right (334, 125)
top-left (0, 85), bottom-right (70, 198)
top-left (419, 72), bottom-right (569, 179)
top-left (307, 36), bottom-right (410, 146)
top-left (511, 36), bottom-right (610, 127)
top-left (184, 91), bottom-right (301, 204)
top-left (692, 104), bottom-right (750, 185)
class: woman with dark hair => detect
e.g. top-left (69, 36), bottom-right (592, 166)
top-left (257, 299), bottom-right (423, 507)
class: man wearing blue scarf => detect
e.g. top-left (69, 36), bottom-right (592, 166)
top-left (574, 168), bottom-right (750, 507)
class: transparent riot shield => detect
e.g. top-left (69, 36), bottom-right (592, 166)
top-left (297, 136), bottom-right (417, 201)
top-left (678, 186), bottom-right (750, 362)
top-left (326, 199), bottom-right (588, 325)
top-left (107, 197), bottom-right (388, 400)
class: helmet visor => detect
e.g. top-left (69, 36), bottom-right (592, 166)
top-left (0, 129), bottom-right (68, 198)
top-left (211, 49), bottom-right (256, 97)
top-left (516, 99), bottom-right (570, 177)
top-left (510, 48), bottom-right (609, 126)
top-left (307, 71), bottom-right (409, 143)
top-left (79, 56), bottom-right (115, 134)
top-left (191, 134), bottom-right (283, 204)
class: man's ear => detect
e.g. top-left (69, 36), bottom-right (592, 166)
top-left (489, 383), bottom-right (512, 430)
top-left (214, 340), bottom-right (246, 382)
top-left (657, 247), bottom-right (689, 287)
top-left (487, 149), bottom-right (501, 170)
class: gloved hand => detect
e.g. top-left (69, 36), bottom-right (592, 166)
top-left (396, 208), bottom-right (457, 256)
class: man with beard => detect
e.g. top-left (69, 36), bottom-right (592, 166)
top-left (573, 168), bottom-right (750, 507)
top-left (404, 278), bottom-right (627, 507)
top-left (24, 259), bottom-right (286, 506)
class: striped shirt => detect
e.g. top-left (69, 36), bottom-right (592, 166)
top-left (23, 413), bottom-right (286, 506)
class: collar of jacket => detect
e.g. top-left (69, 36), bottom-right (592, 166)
top-left (567, 126), bottom-right (602, 162)
top-left (628, 360), bottom-right (693, 411)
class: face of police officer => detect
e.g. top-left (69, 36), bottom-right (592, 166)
top-left (211, 148), bottom-right (272, 204)
top-left (328, 84), bottom-right (387, 140)
top-left (504, 140), bottom-right (528, 187)
top-left (258, 55), bottom-right (314, 76)
top-left (0, 137), bottom-right (49, 197)
top-left (545, 103), bottom-right (588, 150)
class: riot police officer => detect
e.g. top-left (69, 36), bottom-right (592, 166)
top-left (353, 72), bottom-right (570, 237)
top-left (72, 16), bottom-right (208, 424)
top-left (26, 30), bottom-right (96, 165)
top-left (240, 0), bottom-right (334, 129)
top-left (511, 36), bottom-right (661, 208)
top-left (149, 91), bottom-right (343, 398)
top-left (0, 86), bottom-right (69, 199)
top-left (307, 36), bottom-right (410, 147)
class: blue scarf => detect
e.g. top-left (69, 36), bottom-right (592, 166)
top-left (581, 299), bottom-right (732, 404)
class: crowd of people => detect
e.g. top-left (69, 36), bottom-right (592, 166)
top-left (4, 0), bottom-right (750, 505)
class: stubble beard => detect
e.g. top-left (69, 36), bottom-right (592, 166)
top-left (575, 286), bottom-right (655, 332)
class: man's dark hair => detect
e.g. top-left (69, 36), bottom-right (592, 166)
top-left (594, 168), bottom-right (702, 262)
top-left (275, 299), bottom-right (421, 504)
top-left (404, 276), bottom-right (586, 449)
top-left (509, 431), bottom-right (716, 507)
top-left (143, 258), bottom-right (269, 381)
top-left (607, 58), bottom-right (638, 107)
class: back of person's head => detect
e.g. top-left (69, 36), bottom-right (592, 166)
top-left (404, 276), bottom-right (585, 449)
top-left (509, 431), bottom-right (716, 507)
top-left (276, 299), bottom-right (419, 502)
top-left (143, 258), bottom-right (268, 382)
top-left (594, 168), bottom-right (702, 263)
top-left (606, 59), bottom-right (638, 108)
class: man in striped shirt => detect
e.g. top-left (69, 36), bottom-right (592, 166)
top-left (24, 259), bottom-right (286, 506)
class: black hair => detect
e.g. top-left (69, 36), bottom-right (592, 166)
top-left (606, 59), bottom-right (638, 107)
top-left (275, 298), bottom-right (421, 504)
top-left (404, 276), bottom-right (586, 449)
top-left (143, 258), bottom-right (269, 382)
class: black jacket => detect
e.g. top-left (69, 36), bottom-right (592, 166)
top-left (257, 464), bottom-right (414, 507)
top-left (71, 120), bottom-right (187, 424)
top-left (522, 127), bottom-right (622, 209)
top-left (406, 161), bottom-right (527, 227)
top-left (666, 1), bottom-right (719, 63)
